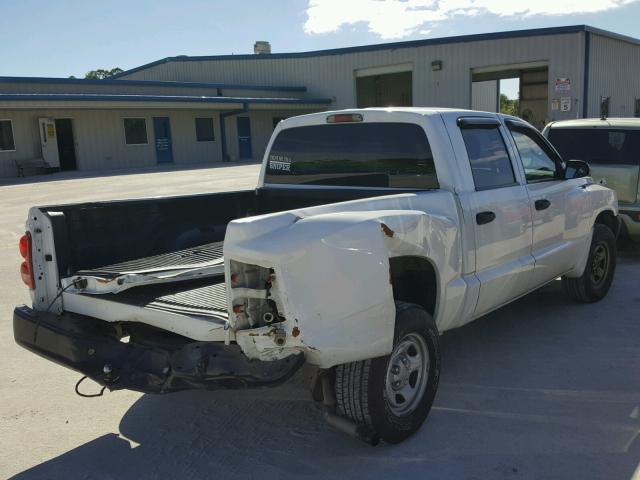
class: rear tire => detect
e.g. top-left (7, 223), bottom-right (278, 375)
top-left (562, 223), bottom-right (616, 303)
top-left (335, 302), bottom-right (440, 444)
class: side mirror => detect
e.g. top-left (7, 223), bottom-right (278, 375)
top-left (564, 159), bottom-right (590, 179)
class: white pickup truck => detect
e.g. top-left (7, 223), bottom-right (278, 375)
top-left (14, 108), bottom-right (619, 444)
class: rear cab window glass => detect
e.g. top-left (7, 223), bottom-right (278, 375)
top-left (264, 122), bottom-right (439, 189)
top-left (460, 125), bottom-right (516, 190)
top-left (547, 128), bottom-right (640, 166)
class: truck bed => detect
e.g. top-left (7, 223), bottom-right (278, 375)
top-left (76, 241), bottom-right (224, 278)
top-left (98, 277), bottom-right (228, 319)
top-left (42, 186), bottom-right (414, 340)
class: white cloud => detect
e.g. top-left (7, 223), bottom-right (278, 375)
top-left (304, 0), bottom-right (638, 39)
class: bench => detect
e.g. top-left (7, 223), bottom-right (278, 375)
top-left (15, 158), bottom-right (51, 177)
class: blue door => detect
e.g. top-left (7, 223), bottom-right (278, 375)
top-left (153, 117), bottom-right (173, 163)
top-left (237, 117), bottom-right (252, 159)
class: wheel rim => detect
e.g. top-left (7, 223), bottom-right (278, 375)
top-left (385, 333), bottom-right (430, 416)
top-left (590, 242), bottom-right (610, 287)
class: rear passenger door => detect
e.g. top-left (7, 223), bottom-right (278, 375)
top-left (456, 117), bottom-right (534, 317)
top-left (505, 120), bottom-right (588, 288)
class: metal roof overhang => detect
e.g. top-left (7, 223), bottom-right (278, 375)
top-left (0, 93), bottom-right (332, 110)
top-left (112, 25), bottom-right (640, 79)
top-left (0, 76), bottom-right (307, 92)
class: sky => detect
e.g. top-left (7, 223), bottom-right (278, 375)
top-left (1, 0), bottom-right (639, 80)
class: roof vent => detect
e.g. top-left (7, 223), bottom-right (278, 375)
top-left (254, 41), bottom-right (271, 55)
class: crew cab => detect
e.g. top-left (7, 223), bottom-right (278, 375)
top-left (14, 108), bottom-right (619, 444)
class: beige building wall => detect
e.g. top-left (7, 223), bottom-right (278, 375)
top-left (0, 109), bottom-right (224, 177)
top-left (120, 32), bottom-right (587, 123)
top-left (588, 33), bottom-right (640, 118)
top-left (0, 107), bottom-right (321, 178)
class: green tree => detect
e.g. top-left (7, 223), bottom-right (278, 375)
top-left (84, 68), bottom-right (124, 80)
top-left (499, 93), bottom-right (520, 116)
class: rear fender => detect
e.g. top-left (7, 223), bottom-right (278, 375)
top-left (226, 209), bottom-right (460, 368)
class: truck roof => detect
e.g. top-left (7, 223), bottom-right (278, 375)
top-left (547, 118), bottom-right (640, 130)
top-left (320, 106), bottom-right (479, 115)
top-left (278, 107), bottom-right (491, 127)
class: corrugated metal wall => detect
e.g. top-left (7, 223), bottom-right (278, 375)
top-left (0, 82), bottom-right (301, 99)
top-left (121, 32), bottom-right (586, 121)
top-left (0, 107), bottom-right (318, 177)
top-left (471, 80), bottom-right (498, 112)
top-left (0, 109), bottom-right (225, 176)
top-left (588, 34), bottom-right (640, 118)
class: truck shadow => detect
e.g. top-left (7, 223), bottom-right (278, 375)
top-left (11, 258), bottom-right (640, 480)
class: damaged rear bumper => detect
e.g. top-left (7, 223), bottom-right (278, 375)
top-left (13, 305), bottom-right (304, 394)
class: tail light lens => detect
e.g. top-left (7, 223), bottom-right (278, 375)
top-left (326, 113), bottom-right (363, 123)
top-left (19, 232), bottom-right (35, 289)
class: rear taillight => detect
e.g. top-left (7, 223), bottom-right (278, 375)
top-left (19, 232), bottom-right (35, 289)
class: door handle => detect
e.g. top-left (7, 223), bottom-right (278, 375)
top-left (476, 211), bottom-right (496, 225)
top-left (535, 199), bottom-right (551, 211)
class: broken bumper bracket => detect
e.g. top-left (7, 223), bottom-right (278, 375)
top-left (13, 305), bottom-right (304, 394)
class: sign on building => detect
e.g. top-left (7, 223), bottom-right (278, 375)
top-left (560, 97), bottom-right (572, 112)
top-left (555, 78), bottom-right (571, 92)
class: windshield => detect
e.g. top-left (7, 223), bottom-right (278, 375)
top-left (263, 122), bottom-right (439, 189)
top-left (547, 128), bottom-right (640, 166)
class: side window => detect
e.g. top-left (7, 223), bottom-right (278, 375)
top-left (509, 127), bottom-right (560, 183)
top-left (0, 120), bottom-right (16, 151)
top-left (195, 118), bottom-right (215, 142)
top-left (460, 126), bottom-right (516, 190)
top-left (123, 118), bottom-right (148, 145)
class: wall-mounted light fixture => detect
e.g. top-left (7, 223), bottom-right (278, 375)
top-left (431, 60), bottom-right (443, 71)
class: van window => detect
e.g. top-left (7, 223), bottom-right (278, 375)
top-left (264, 122), bottom-right (438, 189)
top-left (547, 128), bottom-right (640, 166)
top-left (460, 126), bottom-right (516, 190)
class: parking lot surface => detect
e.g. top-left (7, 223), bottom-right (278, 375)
top-left (1, 164), bottom-right (639, 480)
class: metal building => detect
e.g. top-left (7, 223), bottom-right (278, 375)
top-left (1, 25), bottom-right (639, 178)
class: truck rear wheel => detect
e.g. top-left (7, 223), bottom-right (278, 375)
top-left (562, 223), bottom-right (616, 303)
top-left (335, 302), bottom-right (440, 444)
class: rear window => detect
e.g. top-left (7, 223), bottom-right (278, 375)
top-left (264, 122), bottom-right (438, 189)
top-left (547, 128), bottom-right (640, 166)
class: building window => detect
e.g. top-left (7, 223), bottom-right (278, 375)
top-left (195, 117), bottom-right (215, 142)
top-left (123, 118), bottom-right (148, 145)
top-left (460, 126), bottom-right (516, 190)
top-left (356, 71), bottom-right (412, 108)
top-left (0, 120), bottom-right (15, 151)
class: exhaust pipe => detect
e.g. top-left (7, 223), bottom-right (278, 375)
top-left (318, 371), bottom-right (380, 446)
top-left (323, 411), bottom-right (380, 445)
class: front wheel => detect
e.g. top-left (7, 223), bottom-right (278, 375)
top-left (335, 302), bottom-right (440, 444)
top-left (562, 223), bottom-right (616, 303)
